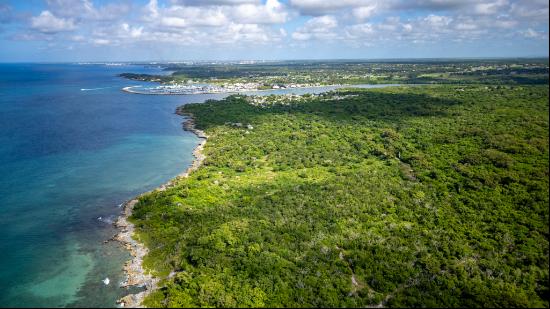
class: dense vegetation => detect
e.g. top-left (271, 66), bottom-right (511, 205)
top-left (130, 85), bottom-right (549, 307)
top-left (121, 59), bottom-right (549, 86)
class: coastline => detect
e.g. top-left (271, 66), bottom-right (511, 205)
top-left (114, 108), bottom-right (207, 308)
top-left (121, 83), bottom-right (406, 96)
top-left (121, 84), bottom-right (344, 95)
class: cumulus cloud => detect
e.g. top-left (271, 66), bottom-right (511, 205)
top-left (30, 11), bottom-right (76, 33)
top-left (472, 0), bottom-right (508, 15)
top-left (76, 0), bottom-right (288, 48)
top-left (423, 14), bottom-right (452, 28)
top-left (123, 0), bottom-right (290, 47)
top-left (289, 0), bottom-right (379, 16)
top-left (223, 23), bottom-right (280, 43)
top-left (292, 15), bottom-right (338, 40)
top-left (158, 6), bottom-right (228, 28)
top-left (8, 0), bottom-right (548, 53)
top-left (230, 0), bottom-right (290, 24)
top-left (45, 0), bottom-right (131, 21)
top-left (143, 0), bottom-right (291, 28)
top-left (345, 22), bottom-right (375, 39)
top-left (352, 5), bottom-right (378, 20)
top-left (121, 23), bottom-right (144, 38)
top-left (315, 10), bottom-right (530, 46)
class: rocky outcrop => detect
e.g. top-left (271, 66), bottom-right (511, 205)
top-left (115, 110), bottom-right (208, 307)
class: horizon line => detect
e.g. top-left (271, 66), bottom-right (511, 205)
top-left (1, 56), bottom-right (549, 64)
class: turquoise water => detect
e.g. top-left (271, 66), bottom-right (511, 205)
top-left (0, 63), bottom-right (230, 307)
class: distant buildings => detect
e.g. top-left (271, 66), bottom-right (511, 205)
top-left (133, 82), bottom-right (319, 95)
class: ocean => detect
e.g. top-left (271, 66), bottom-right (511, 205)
top-left (0, 63), bottom-right (396, 307)
top-left (0, 63), bottom-right (226, 307)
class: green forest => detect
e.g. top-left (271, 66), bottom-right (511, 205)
top-left (130, 85), bottom-right (549, 307)
top-left (121, 59), bottom-right (549, 86)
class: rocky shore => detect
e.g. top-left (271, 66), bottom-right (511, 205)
top-left (114, 109), bottom-right (207, 307)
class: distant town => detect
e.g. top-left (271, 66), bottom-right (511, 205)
top-left (119, 59), bottom-right (549, 95)
top-left (122, 81), bottom-right (324, 95)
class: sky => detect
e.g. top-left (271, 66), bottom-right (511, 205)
top-left (0, 0), bottom-right (548, 62)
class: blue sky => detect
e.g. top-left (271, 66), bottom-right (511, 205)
top-left (0, 0), bottom-right (548, 62)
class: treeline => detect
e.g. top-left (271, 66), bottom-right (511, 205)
top-left (118, 73), bottom-right (172, 83)
top-left (118, 59), bottom-right (549, 86)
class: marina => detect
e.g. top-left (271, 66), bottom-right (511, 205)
top-left (122, 82), bottom-right (323, 95)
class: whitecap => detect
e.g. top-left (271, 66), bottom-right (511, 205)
top-left (97, 215), bottom-right (114, 224)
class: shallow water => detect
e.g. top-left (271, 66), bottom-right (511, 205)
top-left (0, 63), bottom-right (398, 307)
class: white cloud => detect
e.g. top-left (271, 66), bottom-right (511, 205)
top-left (155, 5), bottom-right (226, 27)
top-left (525, 28), bottom-right (538, 38)
top-left (46, 0), bottom-right (131, 21)
top-left (30, 11), bottom-right (76, 34)
top-left (160, 16), bottom-right (188, 28)
top-left (71, 35), bottom-right (85, 41)
top-left (292, 15), bottom-right (338, 40)
top-left (341, 13), bottom-right (496, 46)
top-left (121, 23), bottom-right (143, 38)
top-left (522, 28), bottom-right (546, 39)
top-left (126, 0), bottom-right (291, 48)
top-left (455, 22), bottom-right (477, 30)
top-left (45, 0), bottom-right (89, 18)
top-left (345, 22), bottom-right (375, 39)
top-left (225, 23), bottom-right (272, 42)
top-left (352, 5), bottom-right (378, 20)
top-left (231, 0), bottom-right (290, 24)
top-left (92, 38), bottom-right (110, 45)
top-left (472, 0), bottom-right (508, 15)
top-left (290, 0), bottom-right (378, 16)
top-left (14, 0), bottom-right (549, 54)
top-left (493, 19), bottom-right (517, 29)
top-left (144, 0), bottom-right (290, 27)
top-left (145, 0), bottom-right (159, 19)
top-left (423, 14), bottom-right (452, 28)
top-left (308, 15), bottom-right (338, 28)
top-left (510, 1), bottom-right (549, 21)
